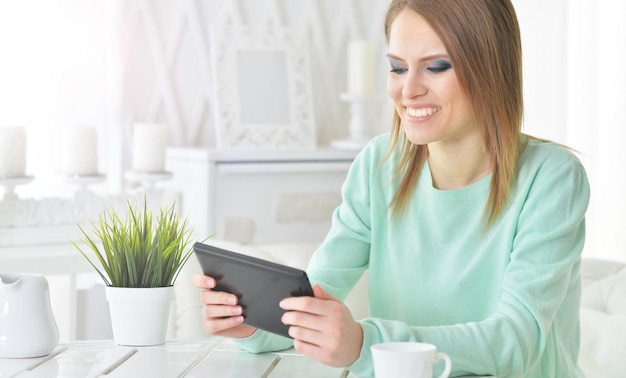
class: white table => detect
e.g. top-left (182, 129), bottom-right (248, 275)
top-left (0, 338), bottom-right (358, 377)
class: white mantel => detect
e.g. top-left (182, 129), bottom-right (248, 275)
top-left (163, 147), bottom-right (358, 245)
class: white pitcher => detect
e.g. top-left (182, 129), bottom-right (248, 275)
top-left (0, 273), bottom-right (59, 358)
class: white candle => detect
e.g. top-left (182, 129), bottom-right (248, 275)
top-left (61, 126), bottom-right (98, 176)
top-left (132, 123), bottom-right (169, 173)
top-left (0, 126), bottom-right (26, 178)
top-left (347, 40), bottom-right (374, 95)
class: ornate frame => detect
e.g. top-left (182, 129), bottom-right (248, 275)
top-left (211, 21), bottom-right (316, 149)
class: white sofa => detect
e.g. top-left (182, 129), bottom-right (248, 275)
top-left (172, 243), bottom-right (626, 377)
top-left (579, 258), bottom-right (626, 377)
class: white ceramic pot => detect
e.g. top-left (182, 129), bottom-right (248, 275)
top-left (106, 286), bottom-right (174, 346)
top-left (0, 273), bottom-right (59, 358)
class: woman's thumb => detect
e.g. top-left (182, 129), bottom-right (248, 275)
top-left (313, 284), bottom-right (337, 301)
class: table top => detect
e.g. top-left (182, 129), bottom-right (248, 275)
top-left (0, 338), bottom-right (358, 378)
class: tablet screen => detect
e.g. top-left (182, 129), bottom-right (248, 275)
top-left (193, 242), bottom-right (314, 338)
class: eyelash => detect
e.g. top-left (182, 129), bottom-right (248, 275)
top-left (390, 66), bottom-right (408, 74)
top-left (427, 61), bottom-right (453, 73)
top-left (389, 61), bottom-right (453, 75)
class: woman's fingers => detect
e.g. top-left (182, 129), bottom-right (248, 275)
top-left (192, 273), bottom-right (215, 289)
top-left (192, 273), bottom-right (257, 339)
top-left (200, 288), bottom-right (238, 305)
top-left (202, 313), bottom-right (244, 333)
top-left (201, 300), bottom-right (243, 318)
top-left (312, 284), bottom-right (336, 300)
top-left (199, 288), bottom-right (243, 319)
top-left (279, 284), bottom-right (363, 367)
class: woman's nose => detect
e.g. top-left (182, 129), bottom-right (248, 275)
top-left (402, 72), bottom-right (427, 99)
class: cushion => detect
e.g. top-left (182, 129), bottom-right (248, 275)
top-left (579, 258), bottom-right (626, 378)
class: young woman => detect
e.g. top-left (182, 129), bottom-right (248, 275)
top-left (193, 1), bottom-right (590, 376)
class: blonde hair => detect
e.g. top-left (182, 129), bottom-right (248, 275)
top-left (384, 0), bottom-right (524, 226)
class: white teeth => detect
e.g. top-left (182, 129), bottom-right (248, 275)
top-left (407, 107), bottom-right (439, 117)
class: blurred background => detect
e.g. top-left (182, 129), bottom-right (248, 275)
top-left (0, 0), bottom-right (624, 261)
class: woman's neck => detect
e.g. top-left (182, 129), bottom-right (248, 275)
top-left (427, 138), bottom-right (491, 190)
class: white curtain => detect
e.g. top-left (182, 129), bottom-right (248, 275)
top-left (514, 0), bottom-right (626, 261)
top-left (584, 1), bottom-right (626, 261)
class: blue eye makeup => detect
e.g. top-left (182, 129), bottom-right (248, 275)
top-left (427, 59), bottom-right (453, 73)
top-left (389, 59), bottom-right (408, 74)
top-left (387, 57), bottom-right (452, 75)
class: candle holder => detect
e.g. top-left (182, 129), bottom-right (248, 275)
top-left (331, 93), bottom-right (375, 150)
top-left (0, 176), bottom-right (33, 201)
top-left (65, 174), bottom-right (106, 194)
top-left (124, 171), bottom-right (172, 191)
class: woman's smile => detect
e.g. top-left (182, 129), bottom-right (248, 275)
top-left (405, 105), bottom-right (441, 120)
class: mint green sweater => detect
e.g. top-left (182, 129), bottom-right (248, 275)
top-left (235, 134), bottom-right (590, 378)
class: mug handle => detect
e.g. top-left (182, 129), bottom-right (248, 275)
top-left (434, 352), bottom-right (452, 378)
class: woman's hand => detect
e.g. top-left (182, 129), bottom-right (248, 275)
top-left (192, 273), bottom-right (257, 338)
top-left (280, 284), bottom-right (363, 367)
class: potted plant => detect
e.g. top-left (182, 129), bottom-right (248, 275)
top-left (73, 199), bottom-right (197, 346)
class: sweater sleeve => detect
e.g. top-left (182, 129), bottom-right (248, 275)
top-left (305, 142), bottom-right (375, 301)
top-left (232, 140), bottom-right (378, 355)
top-left (348, 154), bottom-right (590, 377)
top-left (232, 329), bottom-right (293, 354)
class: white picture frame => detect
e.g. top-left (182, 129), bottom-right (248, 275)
top-left (211, 22), bottom-right (316, 149)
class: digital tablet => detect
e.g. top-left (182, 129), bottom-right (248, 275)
top-left (193, 241), bottom-right (314, 338)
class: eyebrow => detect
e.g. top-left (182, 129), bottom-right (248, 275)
top-left (386, 52), bottom-right (451, 62)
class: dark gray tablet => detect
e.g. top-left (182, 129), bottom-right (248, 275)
top-left (193, 241), bottom-right (314, 338)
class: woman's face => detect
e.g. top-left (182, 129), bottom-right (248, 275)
top-left (387, 9), bottom-right (477, 147)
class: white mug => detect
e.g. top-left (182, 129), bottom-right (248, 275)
top-left (371, 342), bottom-right (452, 378)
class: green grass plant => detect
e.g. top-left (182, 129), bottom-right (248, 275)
top-left (73, 200), bottom-right (196, 288)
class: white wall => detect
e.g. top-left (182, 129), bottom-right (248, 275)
top-left (0, 0), bottom-right (108, 197)
top-left (513, 0), bottom-right (626, 261)
top-left (1, 0), bottom-right (625, 261)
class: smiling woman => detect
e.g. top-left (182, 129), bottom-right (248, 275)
top-left (190, 1), bottom-right (594, 377)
